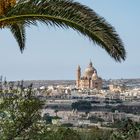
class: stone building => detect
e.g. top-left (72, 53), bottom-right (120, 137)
top-left (109, 84), bottom-right (126, 93)
top-left (76, 61), bottom-right (102, 89)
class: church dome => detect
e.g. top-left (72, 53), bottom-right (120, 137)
top-left (92, 71), bottom-right (98, 80)
top-left (83, 62), bottom-right (95, 78)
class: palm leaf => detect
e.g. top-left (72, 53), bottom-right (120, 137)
top-left (0, 0), bottom-right (126, 62)
top-left (9, 23), bottom-right (25, 52)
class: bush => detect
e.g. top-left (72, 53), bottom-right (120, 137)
top-left (71, 100), bottom-right (92, 111)
top-left (61, 123), bottom-right (73, 127)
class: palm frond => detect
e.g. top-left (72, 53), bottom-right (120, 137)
top-left (0, 0), bottom-right (126, 62)
top-left (9, 23), bottom-right (25, 52)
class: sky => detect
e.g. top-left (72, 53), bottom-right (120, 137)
top-left (0, 0), bottom-right (140, 81)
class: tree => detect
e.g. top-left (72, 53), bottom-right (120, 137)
top-left (0, 0), bottom-right (126, 62)
top-left (0, 84), bottom-right (47, 140)
top-left (111, 119), bottom-right (140, 140)
top-left (54, 109), bottom-right (58, 116)
top-left (71, 100), bottom-right (92, 111)
top-left (79, 127), bottom-right (112, 140)
top-left (52, 127), bottom-right (81, 140)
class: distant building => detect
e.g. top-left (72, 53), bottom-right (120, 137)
top-left (109, 84), bottom-right (126, 93)
top-left (76, 61), bottom-right (102, 89)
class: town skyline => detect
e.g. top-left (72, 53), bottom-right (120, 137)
top-left (0, 0), bottom-right (140, 81)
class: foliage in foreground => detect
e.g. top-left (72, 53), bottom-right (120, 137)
top-left (111, 119), bottom-right (140, 140)
top-left (0, 84), bottom-right (47, 140)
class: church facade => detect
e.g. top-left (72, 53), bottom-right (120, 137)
top-left (76, 61), bottom-right (102, 90)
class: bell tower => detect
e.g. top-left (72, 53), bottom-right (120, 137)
top-left (76, 65), bottom-right (81, 88)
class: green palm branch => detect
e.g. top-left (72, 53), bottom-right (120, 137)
top-left (0, 0), bottom-right (126, 62)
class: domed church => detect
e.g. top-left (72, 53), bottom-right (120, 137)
top-left (76, 61), bottom-right (102, 89)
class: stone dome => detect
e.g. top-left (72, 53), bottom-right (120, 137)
top-left (92, 71), bottom-right (98, 80)
top-left (83, 62), bottom-right (95, 78)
